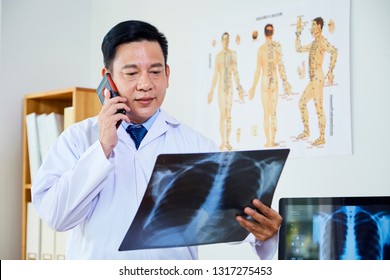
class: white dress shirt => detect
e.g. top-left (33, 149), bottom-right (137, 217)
top-left (32, 110), bottom-right (277, 259)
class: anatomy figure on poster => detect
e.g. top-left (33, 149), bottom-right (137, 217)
top-left (248, 24), bottom-right (292, 148)
top-left (208, 32), bottom-right (245, 151)
top-left (295, 16), bottom-right (338, 146)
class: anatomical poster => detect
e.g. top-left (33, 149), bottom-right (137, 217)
top-left (194, 0), bottom-right (351, 158)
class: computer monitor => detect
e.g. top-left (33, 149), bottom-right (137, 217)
top-left (278, 196), bottom-right (390, 260)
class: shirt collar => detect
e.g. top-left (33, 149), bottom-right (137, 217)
top-left (121, 109), bottom-right (160, 131)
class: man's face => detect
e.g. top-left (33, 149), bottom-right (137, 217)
top-left (106, 41), bottom-right (170, 124)
top-left (311, 21), bottom-right (321, 37)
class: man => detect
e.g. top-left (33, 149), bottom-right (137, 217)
top-left (208, 32), bottom-right (245, 151)
top-left (248, 24), bottom-right (291, 148)
top-left (32, 20), bottom-right (281, 259)
top-left (295, 17), bottom-right (337, 146)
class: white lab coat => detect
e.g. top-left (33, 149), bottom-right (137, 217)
top-left (32, 110), bottom-right (277, 259)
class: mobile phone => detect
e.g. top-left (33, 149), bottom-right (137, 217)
top-left (96, 73), bottom-right (125, 127)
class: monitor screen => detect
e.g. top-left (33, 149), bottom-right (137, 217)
top-left (278, 196), bottom-right (390, 260)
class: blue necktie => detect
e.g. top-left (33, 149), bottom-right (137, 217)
top-left (126, 124), bottom-right (147, 149)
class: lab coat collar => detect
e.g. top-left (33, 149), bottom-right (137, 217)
top-left (117, 110), bottom-right (181, 150)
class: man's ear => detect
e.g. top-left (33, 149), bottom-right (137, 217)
top-left (165, 64), bottom-right (170, 88)
top-left (101, 68), bottom-right (108, 76)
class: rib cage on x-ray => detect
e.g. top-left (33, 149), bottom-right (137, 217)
top-left (119, 150), bottom-right (289, 251)
top-left (314, 206), bottom-right (390, 260)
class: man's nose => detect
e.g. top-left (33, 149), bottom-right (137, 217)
top-left (137, 73), bottom-right (152, 91)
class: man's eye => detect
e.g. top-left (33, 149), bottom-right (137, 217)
top-left (150, 70), bottom-right (162, 75)
top-left (124, 72), bottom-right (137, 76)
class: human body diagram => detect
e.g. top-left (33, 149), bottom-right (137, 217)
top-left (207, 17), bottom-right (338, 151)
top-left (208, 32), bottom-right (244, 151)
top-left (248, 24), bottom-right (291, 148)
top-left (295, 17), bottom-right (338, 146)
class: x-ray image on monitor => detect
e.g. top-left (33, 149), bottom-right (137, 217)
top-left (119, 149), bottom-right (289, 251)
top-left (278, 197), bottom-right (390, 260)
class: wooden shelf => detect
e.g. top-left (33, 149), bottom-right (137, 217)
top-left (22, 87), bottom-right (101, 259)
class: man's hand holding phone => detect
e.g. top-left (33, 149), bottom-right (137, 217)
top-left (98, 84), bottom-right (130, 158)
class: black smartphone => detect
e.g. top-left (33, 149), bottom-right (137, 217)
top-left (96, 73), bottom-right (125, 127)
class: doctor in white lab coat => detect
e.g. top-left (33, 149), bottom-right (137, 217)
top-left (32, 20), bottom-right (281, 260)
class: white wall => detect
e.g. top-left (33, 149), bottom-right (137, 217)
top-left (1, 0), bottom-right (389, 259)
top-left (0, 0), bottom-right (93, 259)
top-left (88, 0), bottom-right (390, 259)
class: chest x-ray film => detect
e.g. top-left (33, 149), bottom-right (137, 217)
top-left (119, 149), bottom-right (290, 251)
top-left (278, 196), bottom-right (390, 260)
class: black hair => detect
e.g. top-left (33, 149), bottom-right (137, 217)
top-left (264, 24), bottom-right (274, 36)
top-left (101, 20), bottom-right (168, 71)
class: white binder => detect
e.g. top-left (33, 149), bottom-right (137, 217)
top-left (26, 202), bottom-right (41, 260)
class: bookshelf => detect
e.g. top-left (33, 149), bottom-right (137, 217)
top-left (22, 87), bottom-right (101, 259)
